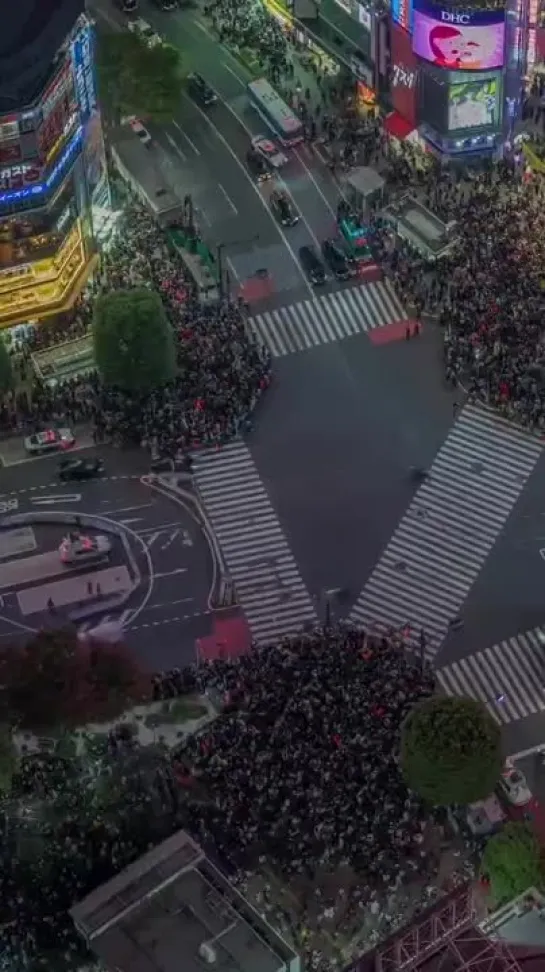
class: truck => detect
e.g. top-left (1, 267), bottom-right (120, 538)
top-left (110, 131), bottom-right (183, 228)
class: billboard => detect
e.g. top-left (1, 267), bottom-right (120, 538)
top-left (392, 0), bottom-right (413, 31)
top-left (412, 1), bottom-right (506, 71)
top-left (448, 74), bottom-right (500, 129)
top-left (71, 19), bottom-right (98, 126)
top-left (37, 62), bottom-right (78, 163)
top-left (391, 22), bottom-right (419, 127)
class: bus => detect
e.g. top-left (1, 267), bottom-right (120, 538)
top-left (247, 78), bottom-right (303, 146)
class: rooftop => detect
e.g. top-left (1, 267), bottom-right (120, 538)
top-left (70, 830), bottom-right (299, 972)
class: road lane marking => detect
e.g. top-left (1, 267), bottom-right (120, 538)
top-left (153, 568), bottom-right (188, 579)
top-left (111, 504), bottom-right (153, 514)
top-left (31, 493), bottom-right (81, 505)
top-left (194, 19), bottom-right (215, 39)
top-left (220, 61), bottom-right (247, 88)
top-left (179, 90), bottom-right (313, 296)
top-left (138, 522), bottom-right (183, 533)
top-left (293, 148), bottom-right (338, 220)
top-left (172, 121), bottom-right (200, 156)
top-left (165, 131), bottom-right (187, 161)
top-left (119, 518), bottom-right (144, 525)
top-left (218, 182), bottom-right (238, 214)
top-left (160, 530), bottom-right (179, 551)
top-left (226, 256), bottom-right (239, 280)
top-left (143, 597), bottom-right (195, 611)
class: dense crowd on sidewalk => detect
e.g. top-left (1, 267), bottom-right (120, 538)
top-left (2, 626), bottom-right (471, 972)
top-left (0, 203), bottom-right (270, 450)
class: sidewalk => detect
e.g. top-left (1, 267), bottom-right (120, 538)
top-left (17, 566), bottom-right (132, 616)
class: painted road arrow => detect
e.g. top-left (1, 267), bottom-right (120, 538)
top-left (31, 494), bottom-right (82, 505)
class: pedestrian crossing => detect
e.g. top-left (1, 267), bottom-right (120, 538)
top-left (193, 441), bottom-right (318, 643)
top-left (246, 279), bottom-right (408, 357)
top-left (437, 627), bottom-right (545, 724)
top-left (348, 404), bottom-right (544, 657)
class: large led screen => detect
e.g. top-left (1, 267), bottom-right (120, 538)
top-left (448, 75), bottom-right (500, 129)
top-left (391, 22), bottom-right (418, 127)
top-left (412, 1), bottom-right (505, 71)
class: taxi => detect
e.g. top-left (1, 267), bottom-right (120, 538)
top-left (24, 428), bottom-right (75, 456)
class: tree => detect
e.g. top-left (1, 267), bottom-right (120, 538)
top-left (400, 695), bottom-right (503, 806)
top-left (97, 31), bottom-right (183, 123)
top-left (0, 337), bottom-right (13, 393)
top-left (93, 288), bottom-right (177, 392)
top-left (0, 725), bottom-right (16, 795)
top-left (482, 822), bottom-right (545, 905)
top-left (1, 629), bottom-right (147, 731)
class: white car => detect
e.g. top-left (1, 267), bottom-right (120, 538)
top-left (59, 533), bottom-right (112, 566)
top-left (498, 763), bottom-right (533, 807)
top-left (251, 135), bottom-right (288, 169)
top-left (128, 18), bottom-right (163, 48)
top-left (123, 116), bottom-right (152, 145)
top-left (24, 428), bottom-right (75, 455)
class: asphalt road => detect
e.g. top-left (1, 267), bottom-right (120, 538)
top-left (0, 447), bottom-right (214, 668)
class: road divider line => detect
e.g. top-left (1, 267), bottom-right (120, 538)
top-left (31, 494), bottom-right (82, 506)
top-left (293, 147), bottom-right (338, 220)
top-left (218, 182), bottom-right (238, 215)
top-left (221, 61), bottom-right (247, 88)
top-left (178, 90), bottom-right (313, 297)
top-left (226, 256), bottom-right (239, 281)
top-left (165, 131), bottom-right (187, 162)
top-left (172, 121), bottom-right (200, 156)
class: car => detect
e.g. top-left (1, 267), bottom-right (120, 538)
top-left (251, 135), bottom-right (288, 169)
top-left (498, 763), bottom-right (533, 807)
top-left (270, 190), bottom-right (298, 227)
top-left (299, 245), bottom-right (326, 286)
top-left (128, 17), bottom-right (163, 48)
top-left (150, 0), bottom-right (177, 9)
top-left (187, 73), bottom-right (217, 106)
top-left (322, 239), bottom-right (350, 280)
top-left (58, 457), bottom-right (104, 481)
top-left (59, 533), bottom-right (112, 566)
top-left (246, 148), bottom-right (272, 182)
top-left (122, 115), bottom-right (152, 145)
top-left (24, 428), bottom-right (75, 455)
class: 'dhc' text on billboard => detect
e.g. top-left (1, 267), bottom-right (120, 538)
top-left (391, 22), bottom-right (418, 127)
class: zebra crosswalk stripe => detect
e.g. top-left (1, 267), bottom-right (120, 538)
top-left (193, 441), bottom-right (317, 643)
top-left (437, 627), bottom-right (545, 724)
top-left (247, 279), bottom-right (408, 357)
top-left (348, 404), bottom-right (544, 656)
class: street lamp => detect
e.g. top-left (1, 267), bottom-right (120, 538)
top-left (217, 234), bottom-right (260, 298)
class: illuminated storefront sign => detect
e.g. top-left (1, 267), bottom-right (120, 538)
top-left (71, 21), bottom-right (98, 124)
top-left (391, 22), bottom-right (419, 126)
top-left (0, 128), bottom-right (83, 207)
top-left (37, 63), bottom-right (78, 163)
top-left (412, 0), bottom-right (506, 71)
top-left (528, 0), bottom-right (538, 75)
top-left (0, 163), bottom-right (41, 191)
top-left (391, 0), bottom-right (413, 32)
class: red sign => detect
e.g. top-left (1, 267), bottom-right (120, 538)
top-left (390, 22), bottom-right (418, 128)
top-left (0, 164), bottom-right (41, 191)
top-left (537, 26), bottom-right (545, 63)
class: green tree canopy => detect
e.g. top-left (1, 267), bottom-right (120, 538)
top-left (0, 725), bottom-right (16, 795)
top-left (0, 337), bottom-right (13, 393)
top-left (400, 695), bottom-right (503, 806)
top-left (482, 822), bottom-right (545, 906)
top-left (97, 30), bottom-right (183, 122)
top-left (93, 288), bottom-right (176, 392)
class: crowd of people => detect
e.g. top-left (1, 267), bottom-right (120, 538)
top-left (2, 628), bottom-right (471, 972)
top-left (0, 203), bottom-right (271, 451)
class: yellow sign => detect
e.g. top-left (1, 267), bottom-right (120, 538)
top-left (522, 142), bottom-right (545, 173)
top-left (0, 220), bottom-right (98, 328)
top-left (263, 0), bottom-right (293, 26)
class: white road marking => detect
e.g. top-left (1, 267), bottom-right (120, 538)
top-left (138, 522), bottom-right (183, 533)
top-left (31, 493), bottom-right (82, 505)
top-left (165, 131), bottom-right (187, 161)
top-left (194, 19), bottom-right (215, 39)
top-left (143, 597), bottom-right (195, 611)
top-left (111, 504), bottom-right (153, 514)
top-left (293, 147), bottom-right (337, 220)
top-left (180, 90), bottom-right (313, 296)
top-left (160, 531), bottom-right (179, 551)
top-left (172, 120), bottom-right (200, 155)
top-left (141, 531), bottom-right (161, 550)
top-left (153, 568), bottom-right (188, 579)
top-left (226, 256), bottom-right (239, 280)
top-left (218, 182), bottom-right (238, 214)
top-left (220, 61), bottom-right (247, 88)
top-left (119, 518), bottom-right (144, 526)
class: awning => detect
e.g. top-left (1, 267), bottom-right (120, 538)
top-left (383, 112), bottom-right (415, 141)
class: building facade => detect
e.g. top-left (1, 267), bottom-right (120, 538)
top-left (0, 7), bottom-right (108, 329)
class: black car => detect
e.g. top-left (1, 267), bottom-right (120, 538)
top-left (151, 0), bottom-right (177, 9)
top-left (246, 149), bottom-right (272, 183)
top-left (58, 457), bottom-right (104, 481)
top-left (270, 190), bottom-right (298, 227)
top-left (299, 246), bottom-right (326, 286)
top-left (322, 239), bottom-right (350, 281)
top-left (187, 73), bottom-right (217, 106)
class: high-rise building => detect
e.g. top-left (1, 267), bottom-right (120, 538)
top-left (0, 3), bottom-right (109, 329)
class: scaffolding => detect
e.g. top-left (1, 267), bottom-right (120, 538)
top-left (363, 885), bottom-right (523, 972)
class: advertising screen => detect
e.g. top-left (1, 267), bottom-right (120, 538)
top-left (448, 75), bottom-right (500, 129)
top-left (37, 63), bottom-right (78, 163)
top-left (71, 20), bottom-right (98, 126)
top-left (391, 22), bottom-right (419, 127)
top-left (412, 0), bottom-right (506, 71)
top-left (392, 0), bottom-right (414, 31)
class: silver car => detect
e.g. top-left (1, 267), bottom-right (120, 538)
top-left (59, 533), bottom-right (112, 566)
top-left (24, 428), bottom-right (75, 455)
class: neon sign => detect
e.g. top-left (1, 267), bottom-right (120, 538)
top-left (0, 128), bottom-right (83, 206)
